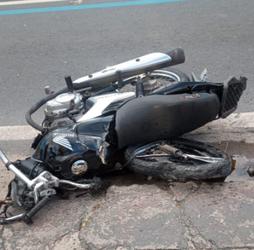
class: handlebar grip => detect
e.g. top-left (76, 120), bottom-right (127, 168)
top-left (166, 48), bottom-right (185, 66)
top-left (23, 196), bottom-right (51, 224)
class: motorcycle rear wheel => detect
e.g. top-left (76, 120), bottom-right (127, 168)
top-left (125, 138), bottom-right (233, 182)
top-left (121, 68), bottom-right (189, 93)
top-left (144, 68), bottom-right (190, 93)
top-left (150, 68), bottom-right (190, 82)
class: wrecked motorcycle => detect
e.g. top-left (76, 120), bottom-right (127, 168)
top-left (0, 48), bottom-right (247, 224)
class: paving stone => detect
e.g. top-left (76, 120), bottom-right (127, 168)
top-left (52, 231), bottom-right (83, 250)
top-left (183, 181), bottom-right (254, 249)
top-left (79, 184), bottom-right (184, 249)
top-left (1, 194), bottom-right (99, 250)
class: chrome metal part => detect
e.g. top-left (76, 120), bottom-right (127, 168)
top-left (45, 92), bottom-right (83, 118)
top-left (150, 70), bottom-right (181, 82)
top-left (136, 153), bottom-right (171, 158)
top-left (136, 152), bottom-right (224, 163)
top-left (71, 160), bottom-right (88, 175)
top-left (74, 52), bottom-right (172, 86)
top-left (40, 188), bottom-right (56, 197)
top-left (0, 148), bottom-right (9, 165)
top-left (0, 150), bottom-right (58, 192)
top-left (0, 147), bottom-right (96, 225)
top-left (0, 213), bottom-right (25, 223)
top-left (184, 154), bottom-right (224, 163)
top-left (8, 164), bottom-right (34, 187)
top-left (133, 143), bottom-right (224, 164)
top-left (34, 182), bottom-right (44, 204)
top-left (200, 68), bottom-right (208, 82)
top-left (191, 68), bottom-right (208, 82)
top-left (58, 180), bottom-right (94, 189)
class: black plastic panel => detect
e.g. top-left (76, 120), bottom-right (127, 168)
top-left (220, 77), bottom-right (247, 118)
top-left (115, 93), bottom-right (220, 149)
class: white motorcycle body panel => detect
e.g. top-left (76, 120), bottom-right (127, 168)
top-left (78, 92), bottom-right (135, 122)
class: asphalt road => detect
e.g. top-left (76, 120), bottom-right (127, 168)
top-left (0, 0), bottom-right (253, 126)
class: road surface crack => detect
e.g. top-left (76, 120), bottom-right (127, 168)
top-left (167, 182), bottom-right (218, 249)
top-left (50, 231), bottom-right (73, 249)
top-left (78, 200), bottom-right (103, 231)
top-left (180, 206), bottom-right (218, 250)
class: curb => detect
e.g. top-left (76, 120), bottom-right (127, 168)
top-left (0, 125), bottom-right (37, 141)
top-left (0, 112), bottom-right (254, 142)
top-left (187, 112), bottom-right (254, 144)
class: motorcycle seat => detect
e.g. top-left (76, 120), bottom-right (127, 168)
top-left (115, 93), bottom-right (220, 149)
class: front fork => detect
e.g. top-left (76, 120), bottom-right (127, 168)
top-left (0, 148), bottom-right (98, 224)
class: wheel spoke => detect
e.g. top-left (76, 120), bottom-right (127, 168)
top-left (134, 141), bottom-right (224, 164)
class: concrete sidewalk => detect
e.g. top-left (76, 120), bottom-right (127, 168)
top-left (2, 178), bottom-right (254, 250)
top-left (0, 112), bottom-right (254, 250)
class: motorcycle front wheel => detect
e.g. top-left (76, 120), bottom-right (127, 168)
top-left (125, 138), bottom-right (233, 182)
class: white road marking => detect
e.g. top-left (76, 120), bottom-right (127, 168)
top-left (0, 112), bottom-right (253, 141)
top-left (0, 0), bottom-right (68, 7)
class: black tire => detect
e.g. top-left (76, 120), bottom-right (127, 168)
top-left (125, 138), bottom-right (232, 182)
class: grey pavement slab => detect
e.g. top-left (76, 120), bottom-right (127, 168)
top-left (0, 139), bottom-right (254, 249)
top-left (183, 182), bottom-right (254, 249)
top-left (0, 115), bottom-right (254, 249)
top-left (1, 177), bottom-right (254, 249)
top-left (0, 140), bottom-right (32, 199)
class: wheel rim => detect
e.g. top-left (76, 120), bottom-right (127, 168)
top-left (150, 70), bottom-right (182, 82)
top-left (134, 141), bottom-right (225, 165)
top-left (143, 70), bottom-right (182, 93)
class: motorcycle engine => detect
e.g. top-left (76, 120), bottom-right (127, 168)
top-left (44, 92), bottom-right (84, 128)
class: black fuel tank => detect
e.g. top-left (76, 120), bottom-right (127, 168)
top-left (115, 93), bottom-right (220, 148)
